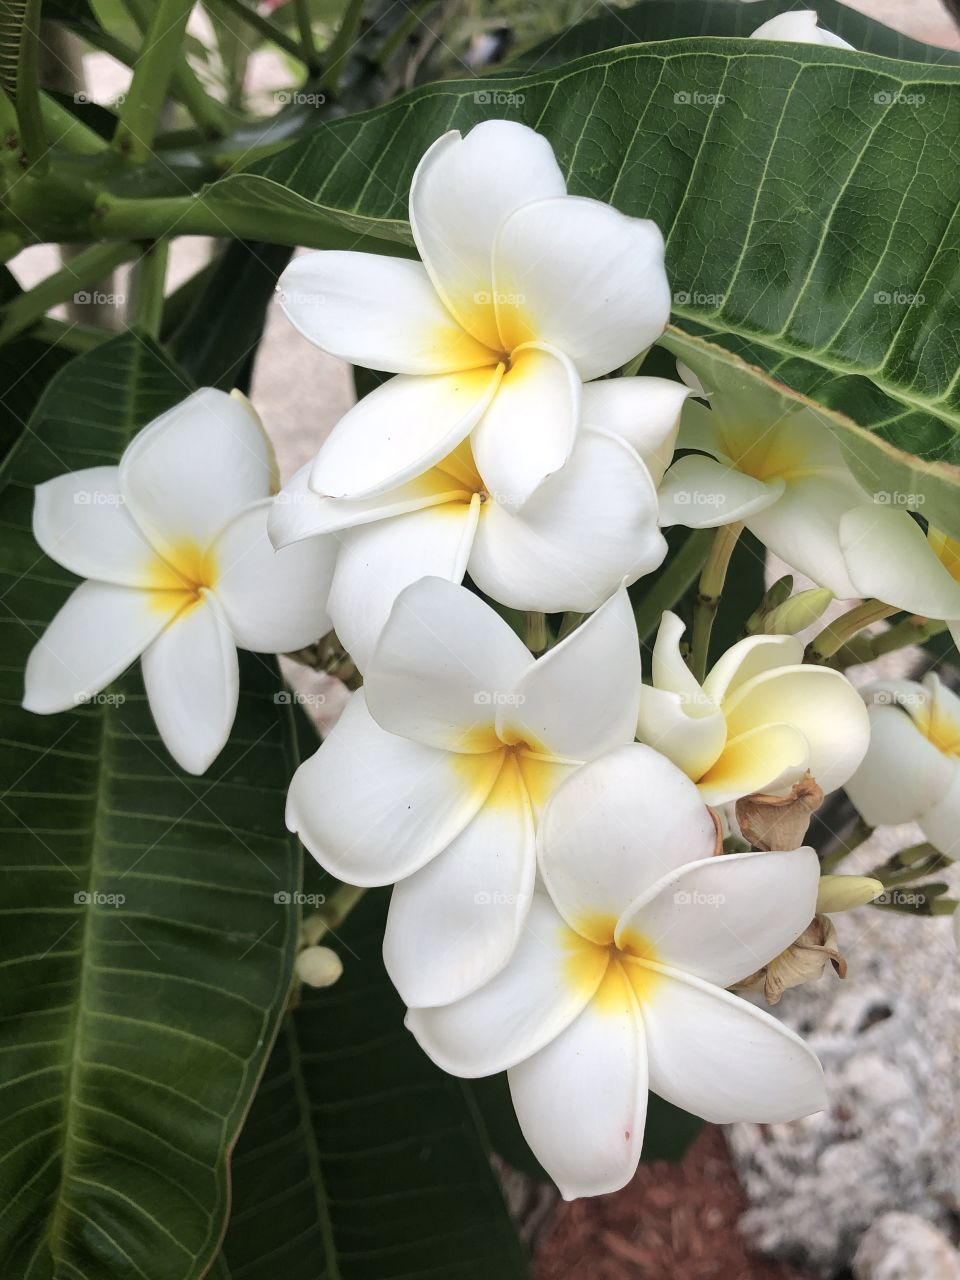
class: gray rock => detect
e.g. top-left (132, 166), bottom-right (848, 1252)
top-left (853, 1212), bottom-right (960, 1280)
top-left (726, 828), bottom-right (960, 1275)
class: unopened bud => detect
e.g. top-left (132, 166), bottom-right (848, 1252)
top-left (762, 587), bottom-right (833, 636)
top-left (295, 945), bottom-right (343, 988)
top-left (733, 914), bottom-right (846, 1004)
top-left (816, 874), bottom-right (883, 914)
top-left (745, 575), bottom-right (793, 633)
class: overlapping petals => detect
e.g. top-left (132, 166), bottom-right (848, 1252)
top-left (636, 611), bottom-right (870, 804)
top-left (660, 384), bottom-right (871, 598)
top-left (24, 388), bottom-right (335, 774)
top-left (286, 577), bottom-right (642, 1007)
top-left (845, 675), bottom-right (960, 858)
top-left (278, 120), bottom-right (670, 514)
top-left (271, 376), bottom-right (680, 670)
top-left (750, 9), bottom-right (855, 48)
top-left (408, 745), bottom-right (826, 1198)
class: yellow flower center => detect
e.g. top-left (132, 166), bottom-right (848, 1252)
top-left (929, 527), bottom-right (960, 584)
top-left (145, 539), bottom-right (218, 612)
top-left (564, 914), bottom-right (663, 1013)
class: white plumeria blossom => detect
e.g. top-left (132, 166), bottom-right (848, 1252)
top-left (636, 612), bottom-right (870, 804)
top-left (23, 389), bottom-right (335, 775)
top-left (408, 744), bottom-right (827, 1199)
top-left (658, 376), bottom-right (871, 598)
top-left (286, 576), bottom-right (641, 1008)
top-left (845, 674), bottom-right (960, 859)
top-left (840, 504), bottom-right (960, 653)
top-left (278, 119), bottom-right (670, 517)
top-left (749, 10), bottom-right (854, 48)
top-left (270, 376), bottom-right (687, 670)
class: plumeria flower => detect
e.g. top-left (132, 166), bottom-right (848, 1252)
top-left (658, 373), bottom-right (870, 597)
top-left (270, 377), bottom-right (687, 669)
top-left (408, 744), bottom-right (827, 1199)
top-left (839, 504), bottom-right (960, 652)
top-left (749, 10), bottom-right (854, 48)
top-left (845, 675), bottom-right (960, 858)
top-left (23, 389), bottom-right (335, 774)
top-left (278, 119), bottom-right (670, 515)
top-left (636, 612), bottom-right (870, 804)
top-left (286, 576), bottom-right (641, 1007)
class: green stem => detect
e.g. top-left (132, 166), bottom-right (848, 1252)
top-left (114, 0), bottom-right (198, 160)
top-left (0, 241), bottom-right (139, 344)
top-left (836, 614), bottom-right (948, 666)
top-left (524, 611), bottom-right (549, 655)
top-left (819, 815), bottom-right (873, 873)
top-left (210, 0), bottom-right (313, 64)
top-left (39, 92), bottom-right (108, 155)
top-left (122, 0), bottom-right (228, 140)
top-left (634, 528), bottom-right (712, 644)
top-left (293, 0), bottom-right (319, 64)
top-left (321, 0), bottom-right (366, 93)
top-left (310, 883), bottom-right (365, 942)
top-left (690, 522), bottom-right (743, 681)
top-left (129, 239), bottom-right (169, 337)
top-left (557, 612), bottom-right (585, 642)
top-left (806, 599), bottom-right (897, 664)
top-left (11, 0), bottom-right (47, 171)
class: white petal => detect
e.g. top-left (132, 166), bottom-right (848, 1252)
top-left (919, 765), bottom-right (960, 858)
top-left (617, 847), bottom-right (820, 989)
top-left (364, 574), bottom-right (531, 751)
top-left (469, 427), bottom-right (666, 612)
top-left (640, 967), bottom-right (827, 1123)
top-left (508, 963), bottom-right (647, 1200)
top-left (537, 744), bottom-right (718, 941)
top-left (650, 610), bottom-right (706, 704)
top-left (278, 251), bottom-right (496, 373)
top-left (32, 466), bottom-right (167, 588)
top-left (409, 122), bottom-right (566, 350)
top-left (269, 462), bottom-right (467, 548)
top-left (141, 593), bottom-right (238, 775)
top-left (309, 366), bottom-right (502, 501)
top-left (285, 690), bottom-right (502, 885)
top-left (658, 454), bottom-right (783, 528)
top-left (211, 500), bottom-right (335, 652)
top-left (329, 501), bottom-right (478, 674)
top-left (701, 632), bottom-right (804, 705)
top-left (750, 10), bottom-right (854, 48)
top-left (840, 505), bottom-right (960, 620)
top-left (581, 376), bottom-right (690, 486)
top-left (697, 722), bottom-right (810, 806)
top-left (471, 343), bottom-right (581, 508)
top-left (119, 388), bottom-right (277, 556)
top-left (503, 587), bottom-right (641, 761)
top-left (23, 580), bottom-right (179, 714)
top-left (383, 754), bottom-right (536, 1007)
top-left (722, 665), bottom-right (870, 794)
top-left (493, 196), bottom-right (670, 381)
top-left (636, 685), bottom-right (727, 780)
top-left (405, 892), bottom-right (606, 1077)
top-left (845, 704), bottom-right (954, 826)
top-left (746, 471), bottom-right (868, 598)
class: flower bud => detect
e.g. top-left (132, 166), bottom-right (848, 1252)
top-left (816, 874), bottom-right (883, 914)
top-left (745, 575), bottom-right (794, 633)
top-left (761, 587), bottom-right (833, 636)
top-left (295, 945), bottom-right (343, 988)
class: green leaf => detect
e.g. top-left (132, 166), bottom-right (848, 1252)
top-left (0, 332), bottom-right (301, 1280)
top-left (167, 239), bottom-right (293, 392)
top-left (0, 267), bottom-right (72, 459)
top-left (511, 0), bottom-right (960, 72)
top-left (216, 889), bottom-right (530, 1279)
top-left (203, 37), bottom-right (960, 528)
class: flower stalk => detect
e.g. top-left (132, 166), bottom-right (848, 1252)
top-left (689, 521), bottom-right (743, 681)
top-left (805, 598), bottom-right (897, 663)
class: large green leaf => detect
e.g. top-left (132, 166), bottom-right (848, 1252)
top-left (511, 0), bottom-right (960, 71)
top-left (199, 36), bottom-right (960, 531)
top-left (0, 334), bottom-right (302, 1280)
top-left (215, 888), bottom-right (530, 1280)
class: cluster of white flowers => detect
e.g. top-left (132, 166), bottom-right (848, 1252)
top-left (23, 110), bottom-right (959, 1198)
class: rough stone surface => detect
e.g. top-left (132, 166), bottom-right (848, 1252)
top-left (853, 1212), bottom-right (960, 1280)
top-left (727, 831), bottom-right (960, 1276)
